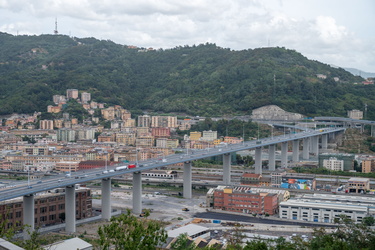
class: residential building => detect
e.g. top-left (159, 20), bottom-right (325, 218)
top-left (279, 193), bottom-right (375, 223)
top-left (66, 89), bottom-right (79, 99)
top-left (54, 119), bottom-right (64, 129)
top-left (201, 130), bottom-right (217, 141)
top-left (136, 127), bottom-right (150, 137)
top-left (241, 173), bottom-right (262, 186)
top-left (79, 160), bottom-right (115, 170)
top-left (138, 115), bottom-right (151, 127)
top-left (270, 171), bottom-right (286, 187)
top-left (39, 120), bottom-right (54, 130)
top-left (4, 154), bottom-right (84, 167)
top-left (189, 131), bottom-right (202, 141)
top-left (166, 139), bottom-right (179, 149)
top-left (136, 136), bottom-right (154, 148)
top-left (101, 106), bottom-right (131, 121)
top-left (223, 136), bottom-right (243, 144)
top-left (47, 105), bottom-right (61, 113)
top-left (55, 161), bottom-right (79, 172)
top-left (23, 145), bottom-right (49, 155)
top-left (123, 118), bottom-right (136, 128)
top-left (319, 153), bottom-right (354, 171)
top-left (362, 159), bottom-right (375, 173)
top-left (347, 109), bottom-right (363, 120)
top-left (53, 95), bottom-right (66, 104)
top-left (151, 116), bottom-right (178, 128)
top-left (81, 92), bottom-right (91, 104)
top-left (76, 128), bottom-right (96, 141)
top-left (57, 128), bottom-right (76, 142)
top-left (323, 157), bottom-right (344, 171)
top-left (156, 138), bottom-right (167, 148)
top-left (178, 120), bottom-right (192, 131)
top-left (151, 127), bottom-right (171, 138)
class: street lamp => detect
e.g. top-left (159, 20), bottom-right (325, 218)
top-left (242, 123), bottom-right (245, 145)
top-left (136, 148), bottom-right (140, 166)
top-left (27, 165), bottom-right (30, 188)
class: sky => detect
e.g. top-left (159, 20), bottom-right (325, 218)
top-left (1, 0), bottom-right (374, 73)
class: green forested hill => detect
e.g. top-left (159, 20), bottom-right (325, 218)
top-left (0, 32), bottom-right (373, 119)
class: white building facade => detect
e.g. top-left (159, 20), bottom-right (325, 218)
top-left (279, 194), bottom-right (375, 223)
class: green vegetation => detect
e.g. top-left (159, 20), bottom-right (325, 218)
top-left (171, 215), bottom-right (375, 249)
top-left (97, 209), bottom-right (167, 250)
top-left (292, 166), bottom-right (375, 178)
top-left (1, 32), bottom-right (373, 119)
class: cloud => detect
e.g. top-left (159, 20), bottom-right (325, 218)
top-left (0, 0), bottom-right (374, 72)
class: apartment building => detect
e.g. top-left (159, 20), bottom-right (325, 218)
top-left (189, 131), bottom-right (202, 141)
top-left (151, 127), bottom-right (171, 138)
top-left (66, 89), bottom-right (79, 99)
top-left (323, 157), bottom-right (344, 171)
top-left (151, 116), bottom-right (178, 128)
top-left (138, 115), bottom-right (151, 127)
top-left (39, 120), bottom-right (54, 130)
top-left (201, 130), bottom-right (217, 141)
top-left (81, 92), bottom-right (91, 104)
top-left (362, 158), bottom-right (375, 173)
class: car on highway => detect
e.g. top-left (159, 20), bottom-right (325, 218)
top-left (182, 208), bottom-right (190, 211)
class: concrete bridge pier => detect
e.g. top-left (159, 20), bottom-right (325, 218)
top-left (23, 194), bottom-right (35, 240)
top-left (223, 154), bottom-right (231, 185)
top-left (321, 134), bottom-right (328, 150)
top-left (254, 147), bottom-right (262, 174)
top-left (101, 178), bottom-right (111, 221)
top-left (292, 140), bottom-right (299, 162)
top-left (268, 145), bottom-right (275, 171)
top-left (311, 136), bottom-right (319, 155)
top-left (303, 137), bottom-right (310, 160)
top-left (132, 172), bottom-right (142, 214)
top-left (281, 142), bottom-right (288, 168)
top-left (65, 185), bottom-right (76, 233)
top-left (183, 161), bottom-right (192, 199)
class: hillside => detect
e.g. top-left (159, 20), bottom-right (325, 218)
top-left (0, 32), bottom-right (373, 119)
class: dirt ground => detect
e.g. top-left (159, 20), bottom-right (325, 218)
top-left (75, 188), bottom-right (207, 238)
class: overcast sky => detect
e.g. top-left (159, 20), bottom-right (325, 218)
top-left (1, 0), bottom-right (374, 73)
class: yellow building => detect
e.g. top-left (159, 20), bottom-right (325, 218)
top-left (55, 161), bottom-right (79, 172)
top-left (190, 131), bottom-right (202, 141)
top-left (362, 159), bottom-right (375, 173)
top-left (136, 136), bottom-right (154, 148)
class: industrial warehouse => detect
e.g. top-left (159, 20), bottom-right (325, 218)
top-left (279, 193), bottom-right (375, 223)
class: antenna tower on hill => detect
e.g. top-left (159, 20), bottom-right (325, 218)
top-left (54, 18), bottom-right (58, 35)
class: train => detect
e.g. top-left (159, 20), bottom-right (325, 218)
top-left (142, 172), bottom-right (175, 179)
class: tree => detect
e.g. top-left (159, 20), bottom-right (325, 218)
top-left (362, 216), bottom-right (375, 227)
top-left (97, 209), bottom-right (167, 250)
top-left (170, 233), bottom-right (196, 250)
top-left (310, 215), bottom-right (375, 249)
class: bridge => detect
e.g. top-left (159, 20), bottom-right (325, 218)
top-left (314, 117), bottom-right (375, 136)
top-left (0, 127), bottom-right (345, 238)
